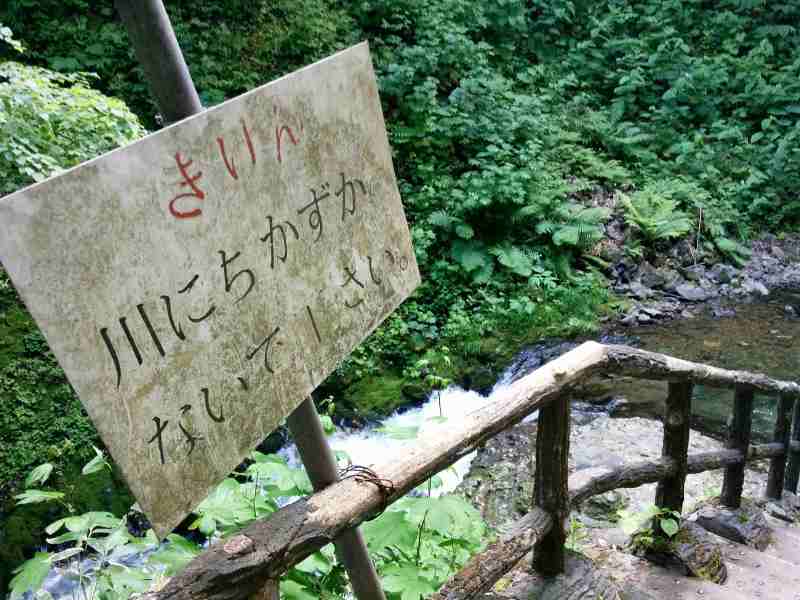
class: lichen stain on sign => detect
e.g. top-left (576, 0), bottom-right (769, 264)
top-left (0, 43), bottom-right (420, 537)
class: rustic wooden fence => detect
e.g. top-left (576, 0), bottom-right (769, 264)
top-left (140, 342), bottom-right (800, 600)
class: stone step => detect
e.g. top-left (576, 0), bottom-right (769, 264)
top-left (621, 520), bottom-right (800, 600)
top-left (760, 519), bottom-right (800, 566)
top-left (622, 559), bottom-right (752, 600)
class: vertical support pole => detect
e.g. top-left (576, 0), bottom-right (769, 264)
top-left (115, 0), bottom-right (202, 124)
top-left (533, 396), bottom-right (570, 577)
top-left (721, 384), bottom-right (754, 508)
top-left (116, 3), bottom-right (386, 598)
top-left (655, 382), bottom-right (693, 514)
top-left (287, 398), bottom-right (386, 600)
top-left (766, 393), bottom-right (793, 500)
top-left (784, 397), bottom-right (800, 494)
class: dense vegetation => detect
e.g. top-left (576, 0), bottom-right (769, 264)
top-left (1, 0), bottom-right (800, 596)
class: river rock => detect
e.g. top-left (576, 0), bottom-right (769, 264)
top-left (761, 491), bottom-right (800, 523)
top-left (637, 262), bottom-right (667, 288)
top-left (710, 303), bottom-right (736, 318)
top-left (682, 265), bottom-right (706, 281)
top-left (709, 263), bottom-right (737, 284)
top-left (583, 490), bottom-right (629, 522)
top-left (401, 383), bottom-right (428, 402)
top-left (670, 521), bottom-right (728, 583)
top-left (629, 281), bottom-right (655, 299)
top-left (630, 520), bottom-right (726, 584)
top-left (675, 283), bottom-right (709, 302)
top-left (457, 422), bottom-right (537, 530)
top-left (691, 501), bottom-right (772, 550)
top-left (740, 278), bottom-right (769, 296)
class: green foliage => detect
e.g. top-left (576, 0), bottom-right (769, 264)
top-left (565, 516), bottom-right (589, 554)
top-left (0, 60), bottom-right (144, 194)
top-left (12, 449), bottom-right (487, 600)
top-left (621, 187), bottom-right (693, 244)
top-left (0, 1), bottom-right (356, 126)
top-left (619, 504), bottom-right (682, 554)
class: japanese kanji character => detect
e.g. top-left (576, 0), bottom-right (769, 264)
top-left (335, 172), bottom-right (367, 221)
top-left (219, 250), bottom-right (255, 303)
top-left (169, 152), bottom-right (205, 219)
top-left (246, 325), bottom-right (281, 373)
top-left (260, 216), bottom-right (299, 269)
top-left (100, 303), bottom-right (172, 389)
top-left (298, 183), bottom-right (331, 242)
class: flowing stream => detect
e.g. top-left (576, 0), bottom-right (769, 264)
top-left (34, 288), bottom-right (800, 598)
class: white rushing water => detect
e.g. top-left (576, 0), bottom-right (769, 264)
top-left (281, 385), bottom-right (495, 496)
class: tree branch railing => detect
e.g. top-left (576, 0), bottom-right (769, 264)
top-left (139, 342), bottom-right (800, 600)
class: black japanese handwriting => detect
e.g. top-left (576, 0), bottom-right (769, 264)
top-left (297, 183), bottom-right (330, 242)
top-left (219, 250), bottom-right (255, 303)
top-left (246, 325), bottom-right (281, 373)
top-left (335, 172), bottom-right (367, 221)
top-left (260, 216), bottom-right (299, 269)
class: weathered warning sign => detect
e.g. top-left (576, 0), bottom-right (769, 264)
top-left (0, 43), bottom-right (420, 537)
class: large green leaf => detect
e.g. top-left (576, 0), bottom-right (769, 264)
top-left (489, 244), bottom-right (534, 277)
top-left (451, 240), bottom-right (491, 273)
top-left (280, 580), bottom-right (317, 600)
top-left (14, 489), bottom-right (64, 505)
top-left (24, 463), bottom-right (54, 488)
top-left (149, 534), bottom-right (200, 576)
top-left (381, 565), bottom-right (438, 600)
top-left (361, 510), bottom-right (417, 553)
top-left (9, 552), bottom-right (50, 600)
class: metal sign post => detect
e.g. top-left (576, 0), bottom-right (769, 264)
top-left (118, 2), bottom-right (388, 598)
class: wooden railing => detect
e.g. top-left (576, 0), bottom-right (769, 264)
top-left (140, 342), bottom-right (800, 600)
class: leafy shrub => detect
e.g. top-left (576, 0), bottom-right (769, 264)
top-left (0, 0), bottom-right (356, 126)
top-left (621, 188), bottom-right (693, 244)
top-left (0, 61), bottom-right (144, 194)
top-left (10, 449), bottom-right (487, 600)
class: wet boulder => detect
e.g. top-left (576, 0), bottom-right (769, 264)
top-left (691, 501), bottom-right (772, 550)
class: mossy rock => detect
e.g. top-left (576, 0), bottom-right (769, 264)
top-left (342, 373), bottom-right (409, 418)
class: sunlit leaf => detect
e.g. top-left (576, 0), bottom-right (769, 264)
top-left (25, 463), bottom-right (54, 488)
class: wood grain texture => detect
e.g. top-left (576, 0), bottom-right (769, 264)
top-left (721, 385), bottom-right (754, 508)
top-left (655, 381), bottom-right (693, 513)
top-left (430, 509), bottom-right (553, 600)
top-left (766, 393), bottom-right (794, 500)
top-left (532, 396), bottom-right (569, 576)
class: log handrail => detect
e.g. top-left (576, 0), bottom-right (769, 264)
top-left (140, 342), bottom-right (800, 600)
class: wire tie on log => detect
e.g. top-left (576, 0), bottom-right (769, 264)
top-left (338, 464), bottom-right (395, 518)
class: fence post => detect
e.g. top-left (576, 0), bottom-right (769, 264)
top-left (785, 397), bottom-right (800, 494)
top-left (532, 396), bottom-right (570, 576)
top-left (721, 384), bottom-right (754, 508)
top-left (655, 382), bottom-right (693, 515)
top-left (766, 392), bottom-right (793, 500)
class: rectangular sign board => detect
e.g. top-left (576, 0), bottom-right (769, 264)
top-left (0, 43), bottom-right (420, 537)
